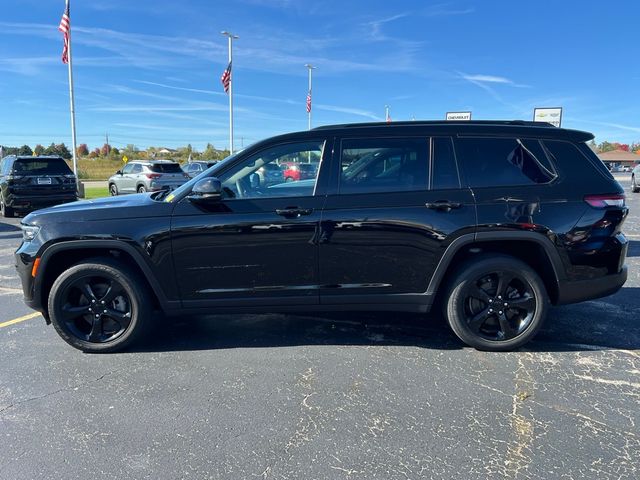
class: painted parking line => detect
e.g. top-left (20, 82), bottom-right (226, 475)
top-left (0, 312), bottom-right (41, 329)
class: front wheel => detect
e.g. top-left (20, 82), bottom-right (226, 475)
top-left (109, 183), bottom-right (118, 196)
top-left (444, 255), bottom-right (549, 351)
top-left (48, 259), bottom-right (151, 352)
top-left (137, 185), bottom-right (147, 194)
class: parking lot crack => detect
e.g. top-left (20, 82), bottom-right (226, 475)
top-left (0, 368), bottom-right (122, 416)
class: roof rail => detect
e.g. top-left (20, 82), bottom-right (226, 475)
top-left (312, 120), bottom-right (556, 130)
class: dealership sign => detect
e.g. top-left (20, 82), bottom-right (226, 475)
top-left (533, 107), bottom-right (562, 127)
top-left (446, 111), bottom-right (472, 121)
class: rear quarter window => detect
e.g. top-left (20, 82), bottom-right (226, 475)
top-left (544, 141), bottom-right (614, 181)
top-left (454, 137), bottom-right (556, 188)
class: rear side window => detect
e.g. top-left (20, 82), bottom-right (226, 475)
top-left (431, 137), bottom-right (460, 190)
top-left (131, 164), bottom-right (143, 174)
top-left (340, 138), bottom-right (428, 194)
top-left (13, 158), bottom-right (72, 175)
top-left (150, 163), bottom-right (182, 173)
top-left (545, 140), bottom-right (614, 180)
top-left (455, 137), bottom-right (556, 187)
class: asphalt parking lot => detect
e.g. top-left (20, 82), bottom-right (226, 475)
top-left (1, 177), bottom-right (639, 479)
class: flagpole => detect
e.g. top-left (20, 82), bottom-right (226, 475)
top-left (65, 0), bottom-right (79, 189)
top-left (304, 64), bottom-right (315, 130)
top-left (221, 31), bottom-right (238, 154)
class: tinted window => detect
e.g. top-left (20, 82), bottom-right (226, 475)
top-left (455, 137), bottom-right (556, 187)
top-left (13, 158), bottom-right (72, 175)
top-left (218, 141), bottom-right (324, 199)
top-left (431, 137), bottom-right (460, 190)
top-left (150, 163), bottom-right (182, 173)
top-left (340, 138), bottom-right (428, 194)
top-left (548, 141), bottom-right (613, 180)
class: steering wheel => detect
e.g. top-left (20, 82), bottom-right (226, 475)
top-left (235, 179), bottom-right (244, 198)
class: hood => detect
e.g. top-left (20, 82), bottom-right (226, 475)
top-left (23, 193), bottom-right (173, 225)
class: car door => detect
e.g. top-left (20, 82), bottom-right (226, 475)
top-left (318, 135), bottom-right (476, 307)
top-left (170, 138), bottom-right (330, 308)
top-left (117, 163), bottom-right (135, 193)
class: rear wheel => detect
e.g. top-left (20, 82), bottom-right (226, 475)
top-left (0, 195), bottom-right (14, 218)
top-left (48, 259), bottom-right (151, 353)
top-left (632, 175), bottom-right (639, 193)
top-left (109, 183), bottom-right (118, 196)
top-left (444, 255), bottom-right (549, 351)
top-left (137, 185), bottom-right (147, 194)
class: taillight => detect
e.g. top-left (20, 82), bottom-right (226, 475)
top-left (584, 194), bottom-right (625, 208)
top-left (145, 173), bottom-right (161, 179)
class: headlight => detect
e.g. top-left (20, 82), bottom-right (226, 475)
top-left (21, 225), bottom-right (40, 242)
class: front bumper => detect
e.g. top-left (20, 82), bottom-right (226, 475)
top-left (556, 265), bottom-right (628, 305)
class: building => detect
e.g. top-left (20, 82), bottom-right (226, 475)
top-left (597, 149), bottom-right (640, 171)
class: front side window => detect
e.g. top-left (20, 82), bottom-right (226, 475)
top-left (122, 163), bottom-right (134, 174)
top-left (218, 141), bottom-right (324, 199)
top-left (339, 138), bottom-right (428, 194)
top-left (455, 137), bottom-right (556, 187)
top-left (131, 164), bottom-right (143, 174)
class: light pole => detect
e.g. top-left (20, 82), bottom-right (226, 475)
top-left (221, 31), bottom-right (238, 153)
top-left (385, 105), bottom-right (391, 123)
top-left (304, 64), bottom-right (316, 130)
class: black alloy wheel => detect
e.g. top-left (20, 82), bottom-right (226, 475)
top-left (48, 260), bottom-right (150, 352)
top-left (445, 255), bottom-right (548, 351)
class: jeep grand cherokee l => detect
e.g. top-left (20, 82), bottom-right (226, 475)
top-left (1, 155), bottom-right (77, 217)
top-left (15, 121), bottom-right (628, 352)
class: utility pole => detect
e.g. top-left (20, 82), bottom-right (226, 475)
top-left (221, 31), bottom-right (239, 154)
top-left (304, 64), bottom-right (316, 130)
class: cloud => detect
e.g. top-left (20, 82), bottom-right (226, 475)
top-left (315, 104), bottom-right (381, 121)
top-left (423, 4), bottom-right (475, 17)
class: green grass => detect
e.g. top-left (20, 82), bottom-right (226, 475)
top-left (83, 186), bottom-right (109, 199)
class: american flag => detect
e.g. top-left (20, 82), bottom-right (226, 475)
top-left (58, 0), bottom-right (70, 64)
top-left (221, 61), bottom-right (232, 93)
top-left (306, 90), bottom-right (312, 113)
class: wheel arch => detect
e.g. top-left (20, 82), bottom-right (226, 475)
top-left (36, 240), bottom-right (170, 319)
top-left (428, 232), bottom-right (565, 305)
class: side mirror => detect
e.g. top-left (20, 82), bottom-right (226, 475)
top-left (116, 170), bottom-right (122, 175)
top-left (188, 177), bottom-right (222, 203)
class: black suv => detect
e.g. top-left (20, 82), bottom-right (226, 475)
top-left (1, 155), bottom-right (77, 217)
top-left (15, 121), bottom-right (628, 352)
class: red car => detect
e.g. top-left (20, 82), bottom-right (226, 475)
top-left (280, 161), bottom-right (318, 182)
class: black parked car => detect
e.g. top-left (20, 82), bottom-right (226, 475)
top-left (15, 121), bottom-right (628, 352)
top-left (1, 155), bottom-right (77, 217)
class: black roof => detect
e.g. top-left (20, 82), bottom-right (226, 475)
top-left (2, 155), bottom-right (65, 161)
top-left (306, 120), bottom-right (594, 142)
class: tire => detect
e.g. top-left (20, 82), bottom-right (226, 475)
top-left (137, 185), bottom-right (147, 194)
top-left (109, 183), bottom-right (118, 196)
top-left (0, 195), bottom-right (15, 218)
top-left (285, 177), bottom-right (294, 182)
top-left (444, 254), bottom-right (549, 351)
top-left (632, 175), bottom-right (640, 193)
top-left (48, 259), bottom-right (151, 353)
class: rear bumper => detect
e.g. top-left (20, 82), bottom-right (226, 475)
top-left (556, 265), bottom-right (628, 305)
top-left (7, 193), bottom-right (77, 211)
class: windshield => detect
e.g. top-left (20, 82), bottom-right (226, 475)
top-left (163, 152), bottom-right (240, 202)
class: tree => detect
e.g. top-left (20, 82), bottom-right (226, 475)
top-left (44, 143), bottom-right (57, 156)
top-left (598, 141), bottom-right (616, 153)
top-left (56, 143), bottom-right (72, 159)
top-left (619, 144), bottom-right (630, 152)
top-left (100, 143), bottom-right (112, 157)
top-left (18, 145), bottom-right (33, 156)
top-left (92, 147), bottom-right (101, 157)
top-left (76, 144), bottom-right (89, 157)
top-left (34, 144), bottom-right (45, 156)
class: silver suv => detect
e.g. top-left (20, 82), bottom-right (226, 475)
top-left (108, 160), bottom-right (188, 195)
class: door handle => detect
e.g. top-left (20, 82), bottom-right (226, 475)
top-left (424, 200), bottom-right (463, 211)
top-left (275, 207), bottom-right (314, 218)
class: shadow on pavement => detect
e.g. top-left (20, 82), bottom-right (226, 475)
top-left (127, 287), bottom-right (640, 354)
top-left (130, 311), bottom-right (464, 353)
top-left (0, 221), bottom-right (20, 233)
top-left (627, 240), bottom-right (639, 258)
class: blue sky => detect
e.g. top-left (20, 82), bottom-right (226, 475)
top-left (1, 0), bottom-right (639, 150)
